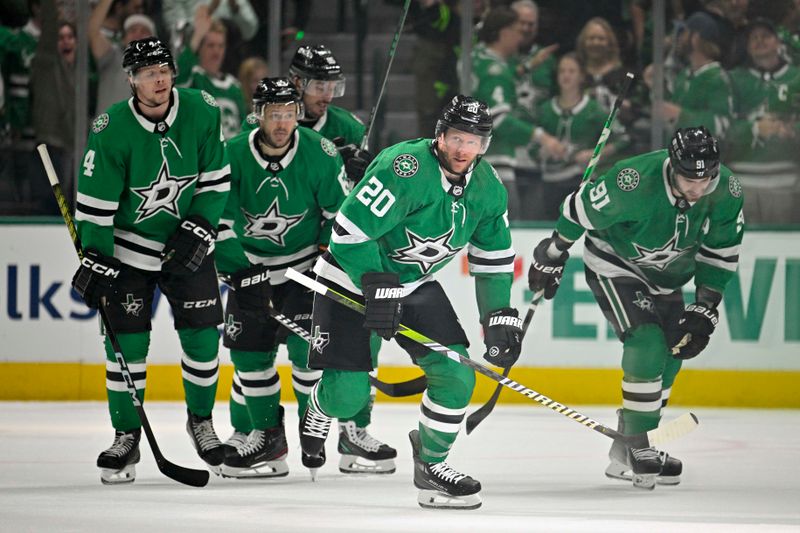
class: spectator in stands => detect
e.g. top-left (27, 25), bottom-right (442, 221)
top-left (576, 17), bottom-right (630, 113)
top-left (31, 0), bottom-right (76, 213)
top-left (237, 55), bottom-right (268, 112)
top-left (90, 0), bottom-right (156, 113)
top-left (533, 52), bottom-right (627, 220)
top-left (471, 7), bottom-right (565, 220)
top-left (727, 17), bottom-right (800, 223)
top-left (776, 0), bottom-right (800, 64)
top-left (700, 0), bottom-right (749, 68)
top-left (175, 6), bottom-right (247, 139)
top-left (657, 11), bottom-right (733, 136)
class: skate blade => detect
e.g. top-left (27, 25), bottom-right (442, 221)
top-left (338, 454), bottom-right (396, 475)
top-left (417, 489), bottom-right (482, 510)
top-left (100, 465), bottom-right (136, 485)
top-left (308, 467), bottom-right (320, 482)
top-left (632, 473), bottom-right (657, 490)
top-left (605, 460), bottom-right (681, 486)
top-left (221, 459), bottom-right (289, 479)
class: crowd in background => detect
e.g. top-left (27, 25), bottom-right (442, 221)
top-left (1, 0), bottom-right (799, 223)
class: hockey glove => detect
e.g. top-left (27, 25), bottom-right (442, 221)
top-left (230, 265), bottom-right (272, 315)
top-left (161, 215), bottom-right (216, 275)
top-left (670, 303), bottom-right (719, 360)
top-left (528, 232), bottom-right (570, 300)
top-left (71, 250), bottom-right (123, 309)
top-left (332, 136), bottom-right (373, 184)
top-left (361, 272), bottom-right (404, 340)
top-left (482, 307), bottom-right (524, 368)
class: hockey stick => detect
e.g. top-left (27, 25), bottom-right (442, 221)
top-left (285, 267), bottom-right (699, 448)
top-left (37, 144), bottom-right (210, 488)
top-left (465, 73), bottom-right (637, 434)
top-left (465, 291), bottom-right (544, 434)
top-left (360, 0), bottom-right (411, 151)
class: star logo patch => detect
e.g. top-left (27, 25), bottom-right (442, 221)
top-left (632, 291), bottom-right (655, 313)
top-left (131, 161), bottom-right (196, 223)
top-left (311, 325), bottom-right (330, 354)
top-left (225, 314), bottom-right (243, 340)
top-left (390, 227), bottom-right (460, 274)
top-left (242, 198), bottom-right (306, 245)
top-left (630, 235), bottom-right (691, 271)
top-left (121, 293), bottom-right (143, 317)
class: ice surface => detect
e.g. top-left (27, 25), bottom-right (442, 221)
top-left (1, 402), bottom-right (798, 532)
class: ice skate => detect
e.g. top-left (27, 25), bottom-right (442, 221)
top-left (409, 430), bottom-right (481, 510)
top-left (97, 429), bottom-right (141, 485)
top-left (606, 410), bottom-right (683, 487)
top-left (299, 391), bottom-right (331, 480)
top-left (186, 409), bottom-right (230, 475)
top-left (221, 408), bottom-right (289, 479)
top-left (302, 449), bottom-right (326, 481)
top-left (337, 421), bottom-right (397, 474)
top-left (224, 430), bottom-right (248, 450)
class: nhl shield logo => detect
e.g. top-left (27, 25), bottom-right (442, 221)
top-left (393, 154), bottom-right (419, 177)
top-left (728, 175), bottom-right (742, 198)
top-left (92, 113), bottom-right (109, 134)
top-left (616, 168), bottom-right (640, 191)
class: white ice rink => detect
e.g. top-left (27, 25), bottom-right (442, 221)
top-left (1, 402), bottom-right (798, 533)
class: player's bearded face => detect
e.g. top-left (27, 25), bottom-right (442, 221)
top-left (131, 64), bottom-right (173, 106)
top-left (261, 103), bottom-right (298, 148)
top-left (673, 173), bottom-right (712, 202)
top-left (438, 129), bottom-right (483, 175)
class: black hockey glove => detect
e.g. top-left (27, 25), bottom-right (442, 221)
top-left (482, 307), bottom-right (524, 368)
top-left (332, 136), bottom-right (373, 184)
top-left (71, 249), bottom-right (122, 309)
top-left (161, 215), bottom-right (216, 275)
top-left (670, 303), bottom-right (719, 360)
top-left (361, 272), bottom-right (404, 340)
top-left (528, 232), bottom-right (571, 300)
top-left (230, 264), bottom-right (272, 315)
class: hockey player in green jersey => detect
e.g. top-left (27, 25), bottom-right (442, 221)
top-left (241, 45), bottom-right (373, 184)
top-left (300, 95), bottom-right (523, 509)
top-left (215, 77), bottom-right (395, 477)
top-left (70, 38), bottom-right (231, 484)
top-left (528, 127), bottom-right (744, 490)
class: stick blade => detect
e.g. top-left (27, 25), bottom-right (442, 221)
top-left (465, 403), bottom-right (494, 434)
top-left (646, 412), bottom-right (699, 447)
top-left (157, 459), bottom-right (210, 487)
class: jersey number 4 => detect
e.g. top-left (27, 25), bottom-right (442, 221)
top-left (356, 176), bottom-right (396, 217)
top-left (82, 149), bottom-right (96, 177)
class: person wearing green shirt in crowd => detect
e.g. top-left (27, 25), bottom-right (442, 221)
top-left (528, 127), bottom-right (744, 491)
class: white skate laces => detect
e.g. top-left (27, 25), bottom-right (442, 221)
top-left (236, 430), bottom-right (265, 457)
top-left (631, 447), bottom-right (659, 462)
top-left (191, 418), bottom-right (223, 451)
top-left (341, 422), bottom-right (381, 453)
top-left (429, 462), bottom-right (467, 484)
top-left (303, 404), bottom-right (331, 439)
top-left (105, 432), bottom-right (137, 457)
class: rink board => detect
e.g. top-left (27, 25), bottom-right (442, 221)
top-left (1, 222), bottom-right (799, 406)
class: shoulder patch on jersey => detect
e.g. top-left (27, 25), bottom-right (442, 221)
top-left (728, 175), bottom-right (742, 198)
top-left (488, 63), bottom-right (503, 76)
top-left (201, 90), bottom-right (218, 107)
top-left (616, 168), bottom-right (640, 191)
top-left (393, 154), bottom-right (419, 177)
top-left (246, 112), bottom-right (259, 125)
top-left (321, 137), bottom-right (337, 157)
top-left (92, 113), bottom-right (109, 134)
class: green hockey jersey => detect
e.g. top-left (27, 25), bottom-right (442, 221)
top-left (509, 43), bottom-right (557, 121)
top-left (471, 44), bottom-right (535, 168)
top-left (215, 127), bottom-right (348, 284)
top-left (555, 150), bottom-right (744, 295)
top-left (0, 21), bottom-right (38, 137)
top-left (670, 61), bottom-right (733, 136)
top-left (175, 47), bottom-right (247, 140)
top-left (75, 88), bottom-right (230, 271)
top-left (315, 138), bottom-right (516, 319)
top-left (241, 104), bottom-right (365, 146)
top-left (727, 63), bottom-right (800, 187)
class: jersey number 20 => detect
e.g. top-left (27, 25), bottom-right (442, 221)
top-left (356, 176), bottom-right (396, 217)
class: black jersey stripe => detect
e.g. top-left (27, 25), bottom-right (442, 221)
top-left (420, 403), bottom-right (464, 425)
top-left (76, 202), bottom-right (116, 217)
top-left (114, 235), bottom-right (162, 258)
top-left (698, 247), bottom-right (738, 263)
top-left (195, 174), bottom-right (231, 188)
top-left (180, 361), bottom-right (218, 379)
top-left (467, 253), bottom-right (514, 266)
top-left (622, 390), bottom-right (662, 403)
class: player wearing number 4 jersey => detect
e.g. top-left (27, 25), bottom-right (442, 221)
top-left (302, 95), bottom-right (523, 509)
top-left (529, 126), bottom-right (744, 490)
top-left (72, 38), bottom-right (231, 484)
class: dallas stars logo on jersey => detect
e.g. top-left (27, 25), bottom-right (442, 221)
top-left (243, 198), bottom-right (306, 246)
top-left (131, 161), bottom-right (196, 223)
top-left (630, 235), bottom-right (692, 271)
top-left (391, 227), bottom-right (460, 274)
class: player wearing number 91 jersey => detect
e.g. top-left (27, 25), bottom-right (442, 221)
top-left (302, 95), bottom-right (521, 510)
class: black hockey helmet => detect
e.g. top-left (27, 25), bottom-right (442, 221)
top-left (289, 45), bottom-right (344, 81)
top-left (435, 95), bottom-right (493, 151)
top-left (122, 37), bottom-right (175, 75)
top-left (252, 77), bottom-right (305, 119)
top-left (668, 126), bottom-right (720, 179)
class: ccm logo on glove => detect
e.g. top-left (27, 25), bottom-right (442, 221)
top-left (180, 219), bottom-right (215, 248)
top-left (683, 304), bottom-right (718, 326)
top-left (80, 256), bottom-right (121, 278)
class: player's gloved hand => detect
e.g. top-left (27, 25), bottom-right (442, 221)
top-left (332, 136), bottom-right (373, 184)
top-left (528, 232), bottom-right (571, 299)
top-left (361, 272), bottom-right (403, 340)
top-left (230, 264), bottom-right (272, 314)
top-left (161, 215), bottom-right (216, 275)
top-left (670, 303), bottom-right (719, 359)
top-left (482, 307), bottom-right (524, 368)
top-left (71, 249), bottom-right (123, 309)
